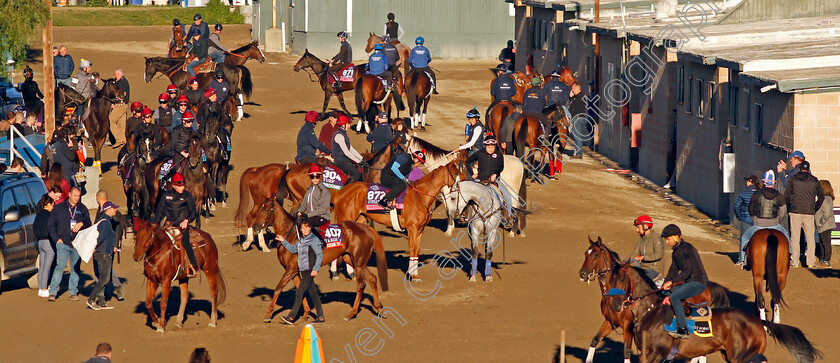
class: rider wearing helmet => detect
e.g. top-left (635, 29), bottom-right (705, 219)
top-left (465, 134), bottom-right (504, 183)
top-left (208, 23), bottom-right (229, 64)
top-left (498, 40), bottom-right (515, 70)
top-left (296, 111), bottom-right (331, 164)
top-left (72, 59), bottom-right (96, 118)
top-left (378, 149), bottom-right (426, 210)
top-left (166, 84), bottom-right (180, 108)
top-left (186, 28), bottom-right (209, 78)
top-left (167, 110), bottom-right (195, 168)
top-left (172, 95), bottom-right (196, 131)
top-left (208, 69), bottom-right (230, 102)
top-left (197, 87), bottom-right (220, 130)
top-left (384, 12), bottom-right (404, 41)
top-left (20, 66), bottom-right (44, 117)
top-left (661, 224), bottom-right (708, 339)
top-left (125, 101), bottom-right (144, 144)
top-left (628, 215), bottom-right (665, 287)
top-left (380, 35), bottom-right (400, 80)
top-left (184, 77), bottom-right (204, 107)
top-left (331, 114), bottom-right (364, 184)
top-left (486, 63), bottom-right (517, 122)
top-left (408, 36), bottom-right (438, 94)
top-left (544, 69), bottom-right (571, 110)
top-left (185, 13), bottom-right (210, 43)
top-left (154, 92), bottom-right (175, 131)
top-left (169, 19), bottom-right (187, 53)
top-left (294, 164), bottom-right (332, 229)
top-left (328, 31), bottom-right (353, 89)
top-left (366, 44), bottom-right (393, 90)
top-left (155, 172), bottom-right (199, 279)
top-left (458, 108), bottom-right (484, 154)
top-left (740, 170), bottom-right (790, 269)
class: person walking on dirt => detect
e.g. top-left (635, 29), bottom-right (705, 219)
top-left (733, 174), bottom-right (759, 266)
top-left (367, 111), bottom-right (392, 155)
top-left (331, 114), bottom-right (364, 184)
top-left (660, 224), bottom-right (708, 339)
top-left (155, 172), bottom-right (198, 279)
top-left (465, 135), bottom-right (504, 183)
top-left (54, 45), bottom-right (74, 88)
top-left (87, 201), bottom-right (119, 311)
top-left (628, 215), bottom-right (665, 287)
top-left (328, 31), bottom-right (353, 90)
top-left (48, 187), bottom-right (91, 301)
top-left (296, 111), bottom-right (331, 164)
top-left (784, 160), bottom-right (824, 268)
top-left (384, 13), bottom-right (404, 41)
top-left (377, 149), bottom-right (425, 211)
top-left (109, 69), bottom-right (130, 149)
top-left (208, 24), bottom-right (229, 64)
top-left (82, 342), bottom-right (113, 363)
top-left (815, 180), bottom-right (835, 268)
top-left (94, 190), bottom-right (126, 303)
top-left (186, 28), bottom-right (209, 78)
top-left (408, 37), bottom-right (438, 94)
top-left (276, 219), bottom-right (326, 325)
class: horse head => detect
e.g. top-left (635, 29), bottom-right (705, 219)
top-left (144, 57), bottom-right (156, 83)
top-left (365, 32), bottom-right (382, 53)
top-left (137, 135), bottom-right (153, 164)
top-left (252, 41), bottom-right (266, 63)
top-left (202, 112), bottom-right (221, 146)
top-left (293, 49), bottom-right (317, 72)
top-left (446, 181), bottom-right (467, 222)
top-left (132, 217), bottom-right (159, 261)
top-left (579, 236), bottom-right (616, 282)
top-left (188, 135), bottom-right (204, 169)
top-left (100, 78), bottom-right (123, 100)
top-left (560, 66), bottom-right (578, 86)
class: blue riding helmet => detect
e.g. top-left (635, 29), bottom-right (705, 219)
top-left (466, 107), bottom-right (480, 119)
top-left (415, 37), bottom-right (425, 45)
top-left (190, 28), bottom-right (201, 37)
top-left (337, 31), bottom-right (348, 38)
top-left (762, 170), bottom-right (775, 187)
top-left (374, 44), bottom-right (383, 51)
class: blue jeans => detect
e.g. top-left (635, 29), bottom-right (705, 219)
top-left (740, 223), bottom-right (791, 263)
top-left (49, 243), bottom-right (81, 297)
top-left (210, 51), bottom-right (225, 64)
top-left (187, 56), bottom-right (207, 77)
top-left (571, 117), bottom-right (587, 157)
top-left (667, 280), bottom-right (706, 330)
top-left (738, 221), bottom-right (753, 263)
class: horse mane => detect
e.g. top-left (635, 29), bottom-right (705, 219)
top-left (407, 136), bottom-right (448, 165)
top-left (231, 42), bottom-right (254, 54)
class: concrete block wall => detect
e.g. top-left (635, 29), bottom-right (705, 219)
top-left (792, 92), bottom-right (840, 191)
top-left (637, 46), bottom-right (678, 186)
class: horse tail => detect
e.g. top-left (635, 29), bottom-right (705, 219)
top-left (275, 167), bottom-right (289, 206)
top-left (515, 117), bottom-right (528, 157)
top-left (215, 267), bottom-right (228, 306)
top-left (233, 166), bottom-right (258, 228)
top-left (393, 86), bottom-right (405, 111)
top-left (763, 320), bottom-right (822, 363)
top-left (236, 65), bottom-right (253, 100)
top-left (765, 232), bottom-right (786, 307)
top-left (706, 281), bottom-right (731, 308)
top-left (371, 225), bottom-right (389, 292)
top-left (355, 78), bottom-right (366, 120)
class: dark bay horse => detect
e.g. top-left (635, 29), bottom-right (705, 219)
top-left (184, 135), bottom-right (209, 228)
top-left (292, 50), bottom-right (366, 116)
top-left (355, 74), bottom-right (404, 134)
top-left (224, 41), bottom-right (266, 66)
top-left (404, 69), bottom-right (433, 130)
top-left (55, 83), bottom-right (85, 123)
top-left (133, 218), bottom-right (226, 333)
top-left (143, 57), bottom-right (253, 102)
top-left (333, 154), bottom-right (468, 281)
top-left (234, 163), bottom-right (288, 252)
top-left (83, 77), bottom-right (124, 175)
top-left (200, 111), bottom-right (230, 209)
top-left (365, 33), bottom-right (410, 72)
top-left (578, 237), bottom-right (730, 363)
top-left (168, 26), bottom-right (188, 58)
top-left (122, 135), bottom-right (154, 221)
top-left (607, 263), bottom-right (821, 363)
top-left (260, 188), bottom-right (389, 322)
top-left (746, 229), bottom-right (790, 323)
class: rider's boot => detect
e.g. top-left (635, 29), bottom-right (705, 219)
top-left (377, 199), bottom-right (391, 211)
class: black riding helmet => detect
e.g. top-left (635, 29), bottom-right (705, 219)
top-left (215, 69), bottom-right (225, 78)
top-left (194, 13), bottom-right (202, 21)
top-left (173, 19), bottom-right (181, 26)
top-left (215, 23), bottom-right (223, 31)
top-left (387, 13), bottom-right (395, 21)
top-left (337, 31), bottom-right (348, 38)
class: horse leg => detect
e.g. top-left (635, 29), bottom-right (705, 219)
top-left (364, 264), bottom-right (383, 313)
top-left (752, 256), bottom-right (767, 320)
top-left (444, 215), bottom-right (455, 236)
top-left (345, 265), bottom-right (369, 321)
top-left (206, 268), bottom-right (219, 327)
top-left (244, 226), bottom-right (254, 250)
top-left (469, 227), bottom-right (479, 282)
top-left (257, 230), bottom-right (271, 252)
top-left (421, 97), bottom-right (429, 128)
top-left (485, 228), bottom-right (495, 282)
top-left (336, 92), bottom-right (352, 117)
top-left (586, 320), bottom-right (615, 363)
top-left (407, 226), bottom-right (422, 281)
top-left (157, 280), bottom-right (173, 333)
top-left (263, 269), bottom-right (296, 323)
top-left (620, 320), bottom-right (633, 363)
top-left (145, 279), bottom-right (160, 330)
top-left (175, 281), bottom-right (189, 328)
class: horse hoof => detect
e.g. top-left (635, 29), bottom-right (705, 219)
top-left (242, 242), bottom-right (251, 251)
top-left (263, 317), bottom-right (272, 323)
top-left (261, 247), bottom-right (271, 253)
top-left (208, 322), bottom-right (217, 328)
top-left (469, 275), bottom-right (476, 283)
top-left (508, 231), bottom-right (515, 238)
top-left (156, 327), bottom-right (165, 333)
top-left (175, 323), bottom-right (183, 329)
top-left (222, 202), bottom-right (227, 208)
top-left (410, 276), bottom-right (422, 283)
top-left (210, 204), bottom-right (217, 211)
top-left (344, 317), bottom-right (351, 321)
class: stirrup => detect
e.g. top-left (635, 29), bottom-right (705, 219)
top-left (186, 264), bottom-right (197, 278)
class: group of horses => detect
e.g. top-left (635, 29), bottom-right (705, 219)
top-left (577, 228), bottom-right (818, 363)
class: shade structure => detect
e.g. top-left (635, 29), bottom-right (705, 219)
top-left (294, 324), bottom-right (325, 363)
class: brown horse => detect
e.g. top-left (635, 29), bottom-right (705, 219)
top-left (82, 77), bottom-right (124, 175)
top-left (404, 69), bottom-right (433, 130)
top-left (224, 41), bottom-right (266, 66)
top-left (183, 135), bottom-right (209, 228)
top-left (234, 163), bottom-right (288, 252)
top-left (354, 74), bottom-right (404, 133)
top-left (293, 50), bottom-right (366, 116)
top-left (512, 113), bottom-right (554, 179)
top-left (607, 263), bottom-right (821, 363)
top-left (486, 100), bottom-right (515, 137)
top-left (365, 33), bottom-right (410, 72)
top-left (168, 26), bottom-right (188, 58)
top-left (260, 189), bottom-right (389, 321)
top-left (133, 218), bottom-right (227, 333)
top-left (578, 237), bottom-right (730, 363)
top-left (333, 154), bottom-right (467, 281)
top-left (746, 229), bottom-right (790, 323)
top-left (143, 57), bottom-right (253, 102)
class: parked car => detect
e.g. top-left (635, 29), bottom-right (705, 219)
top-left (0, 172), bottom-right (49, 293)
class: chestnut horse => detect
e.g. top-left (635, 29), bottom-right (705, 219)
top-left (746, 229), bottom-right (790, 323)
top-left (133, 218), bottom-right (227, 333)
top-left (333, 154), bottom-right (468, 281)
top-left (354, 74), bottom-right (404, 133)
top-left (259, 188), bottom-right (389, 321)
top-left (293, 50), bottom-right (366, 116)
top-left (579, 237), bottom-right (730, 363)
top-left (608, 263), bottom-right (821, 363)
top-left (168, 26), bottom-right (188, 58)
top-left (486, 100), bottom-right (515, 137)
top-left (404, 69), bottom-right (433, 130)
top-left (365, 33), bottom-right (410, 72)
top-left (224, 41), bottom-right (266, 66)
top-left (234, 163), bottom-right (288, 252)
top-left (512, 113), bottom-right (554, 179)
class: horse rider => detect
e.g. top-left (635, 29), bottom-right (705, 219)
top-left (197, 87), bottom-right (219, 129)
top-left (384, 13), bottom-right (404, 41)
top-left (133, 107), bottom-right (163, 159)
top-left (544, 69), bottom-right (571, 121)
top-left (367, 44), bottom-right (393, 91)
top-left (154, 92), bottom-right (174, 132)
top-left (166, 84), bottom-right (180, 108)
top-left (498, 77), bottom-right (545, 154)
top-left (20, 66), bottom-right (44, 117)
top-left (458, 108), bottom-right (484, 156)
top-left (380, 35), bottom-right (400, 80)
top-left (628, 215), bottom-right (665, 287)
top-left (208, 69), bottom-right (230, 103)
top-left (167, 110), bottom-right (195, 172)
top-left (408, 37), bottom-right (438, 94)
top-left (125, 101), bottom-right (144, 145)
top-left (72, 59), bottom-right (97, 119)
top-left (660, 224), bottom-right (708, 339)
top-left (186, 28), bottom-right (209, 78)
top-left (296, 111), bottom-right (331, 164)
top-left (739, 170), bottom-right (790, 269)
top-left (498, 40), bottom-right (516, 70)
top-left (172, 95), bottom-right (196, 131)
top-left (185, 13), bottom-right (210, 43)
top-left (295, 164), bottom-right (332, 229)
top-left (367, 111), bottom-right (392, 155)
top-left (377, 149), bottom-right (426, 210)
top-left (331, 114), bottom-right (364, 184)
top-left (154, 172), bottom-right (199, 279)
top-left (168, 19), bottom-right (187, 54)
top-left (486, 63), bottom-right (517, 119)
top-left (328, 31), bottom-right (353, 90)
top-left (208, 23), bottom-right (229, 64)
top-left (184, 77), bottom-right (204, 107)
top-left (466, 134), bottom-right (504, 183)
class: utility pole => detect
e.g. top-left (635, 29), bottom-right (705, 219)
top-left (593, 0), bottom-right (601, 150)
top-left (43, 0), bottom-right (55, 141)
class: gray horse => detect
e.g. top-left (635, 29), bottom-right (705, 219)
top-left (446, 180), bottom-right (508, 282)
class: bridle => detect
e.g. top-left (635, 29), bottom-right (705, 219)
top-left (297, 54), bottom-right (328, 82)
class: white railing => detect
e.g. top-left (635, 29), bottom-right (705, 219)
top-left (8, 125), bottom-right (42, 174)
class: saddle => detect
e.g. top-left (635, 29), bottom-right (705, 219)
top-left (331, 63), bottom-right (356, 83)
top-left (366, 183), bottom-right (407, 212)
top-left (164, 226), bottom-right (207, 278)
top-left (322, 224), bottom-right (344, 250)
top-left (663, 302), bottom-right (713, 338)
top-left (187, 58), bottom-right (216, 75)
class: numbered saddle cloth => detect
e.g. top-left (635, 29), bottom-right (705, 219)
top-left (159, 159), bottom-right (174, 179)
top-left (337, 63), bottom-right (356, 83)
top-left (322, 224), bottom-right (344, 249)
top-left (322, 165), bottom-right (349, 190)
top-left (664, 305), bottom-right (714, 337)
top-left (365, 183), bottom-right (406, 211)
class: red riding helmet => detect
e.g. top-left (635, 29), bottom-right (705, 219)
top-left (633, 215), bottom-right (653, 227)
top-left (176, 95), bottom-right (190, 105)
top-left (130, 101), bottom-right (144, 113)
top-left (411, 149), bottom-right (427, 164)
top-left (158, 93), bottom-right (170, 103)
top-left (181, 110), bottom-right (195, 122)
top-left (204, 88), bottom-right (217, 98)
top-left (141, 107), bottom-right (153, 117)
top-left (167, 84), bottom-right (178, 92)
top-left (189, 76), bottom-right (199, 85)
top-left (336, 114), bottom-right (351, 126)
top-left (172, 172), bottom-right (186, 186)
top-left (308, 164), bottom-right (322, 175)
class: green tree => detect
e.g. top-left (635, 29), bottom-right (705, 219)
top-left (1, 0), bottom-right (51, 67)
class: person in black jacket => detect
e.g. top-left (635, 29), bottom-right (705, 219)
top-left (660, 224), bottom-right (708, 339)
top-left (740, 170), bottom-right (790, 269)
top-left (295, 111), bottom-right (330, 164)
top-left (47, 187), bottom-right (91, 301)
top-left (53, 134), bottom-right (80, 186)
top-left (784, 161), bottom-right (825, 268)
top-left (186, 28), bottom-right (209, 78)
top-left (498, 40), bottom-right (515, 70)
top-left (328, 31), bottom-right (353, 89)
top-left (87, 201), bottom-right (118, 311)
top-left (20, 66), bottom-right (44, 116)
top-left (568, 82), bottom-right (589, 158)
top-left (94, 190), bottom-right (125, 302)
top-left (377, 150), bottom-right (426, 211)
top-left (168, 112), bottom-right (195, 168)
top-left (155, 173), bottom-right (198, 278)
top-left (35, 194), bottom-right (55, 298)
top-left (466, 135), bottom-right (504, 183)
top-left (366, 112), bottom-right (392, 155)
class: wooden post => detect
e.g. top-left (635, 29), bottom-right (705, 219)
top-left (593, 0), bottom-right (601, 150)
top-left (42, 0), bottom-right (55, 141)
top-left (559, 330), bottom-right (566, 363)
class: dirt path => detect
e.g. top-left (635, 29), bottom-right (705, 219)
top-left (2, 25), bottom-right (836, 362)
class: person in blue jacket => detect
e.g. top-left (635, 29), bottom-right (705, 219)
top-left (378, 150), bottom-right (426, 210)
top-left (276, 220), bottom-right (325, 325)
top-left (733, 174), bottom-right (759, 266)
top-left (296, 111), bottom-right (331, 164)
top-left (367, 44), bottom-right (393, 90)
top-left (408, 37), bottom-right (438, 94)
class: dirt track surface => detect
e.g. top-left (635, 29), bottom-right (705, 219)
top-left (3, 25), bottom-right (838, 362)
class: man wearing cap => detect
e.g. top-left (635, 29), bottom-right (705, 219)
top-left (660, 224), bottom-right (708, 339)
top-left (409, 37), bottom-right (438, 94)
top-left (776, 150), bottom-right (805, 194)
top-left (458, 108), bottom-right (484, 154)
top-left (296, 111), bottom-right (331, 164)
top-left (186, 28), bottom-right (209, 78)
top-left (109, 69), bottom-right (130, 149)
top-left (87, 201), bottom-right (120, 311)
top-left (295, 164), bottom-right (332, 229)
top-left (331, 114), bottom-right (364, 183)
top-left (318, 112), bottom-right (340, 153)
top-left (733, 174), bottom-right (759, 266)
top-left (54, 45), bottom-right (75, 88)
top-left (328, 32), bottom-right (353, 90)
top-left (185, 13), bottom-right (210, 43)
top-left (784, 161), bottom-right (825, 268)
top-left (94, 190), bottom-right (125, 303)
top-left (466, 134), bottom-right (504, 183)
top-left (741, 170), bottom-right (789, 269)
top-left (156, 173), bottom-right (198, 278)
top-left (184, 77), bottom-right (204, 107)
top-left (498, 40), bottom-right (516, 70)
top-left (628, 215), bottom-right (665, 287)
top-left (544, 70), bottom-right (571, 110)
top-left (378, 149), bottom-right (426, 210)
top-left (208, 24), bottom-right (229, 64)
top-left (367, 112), bottom-right (392, 155)
top-left (154, 92), bottom-right (175, 131)
top-left (72, 59), bottom-right (97, 118)
top-left (208, 69), bottom-right (230, 103)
